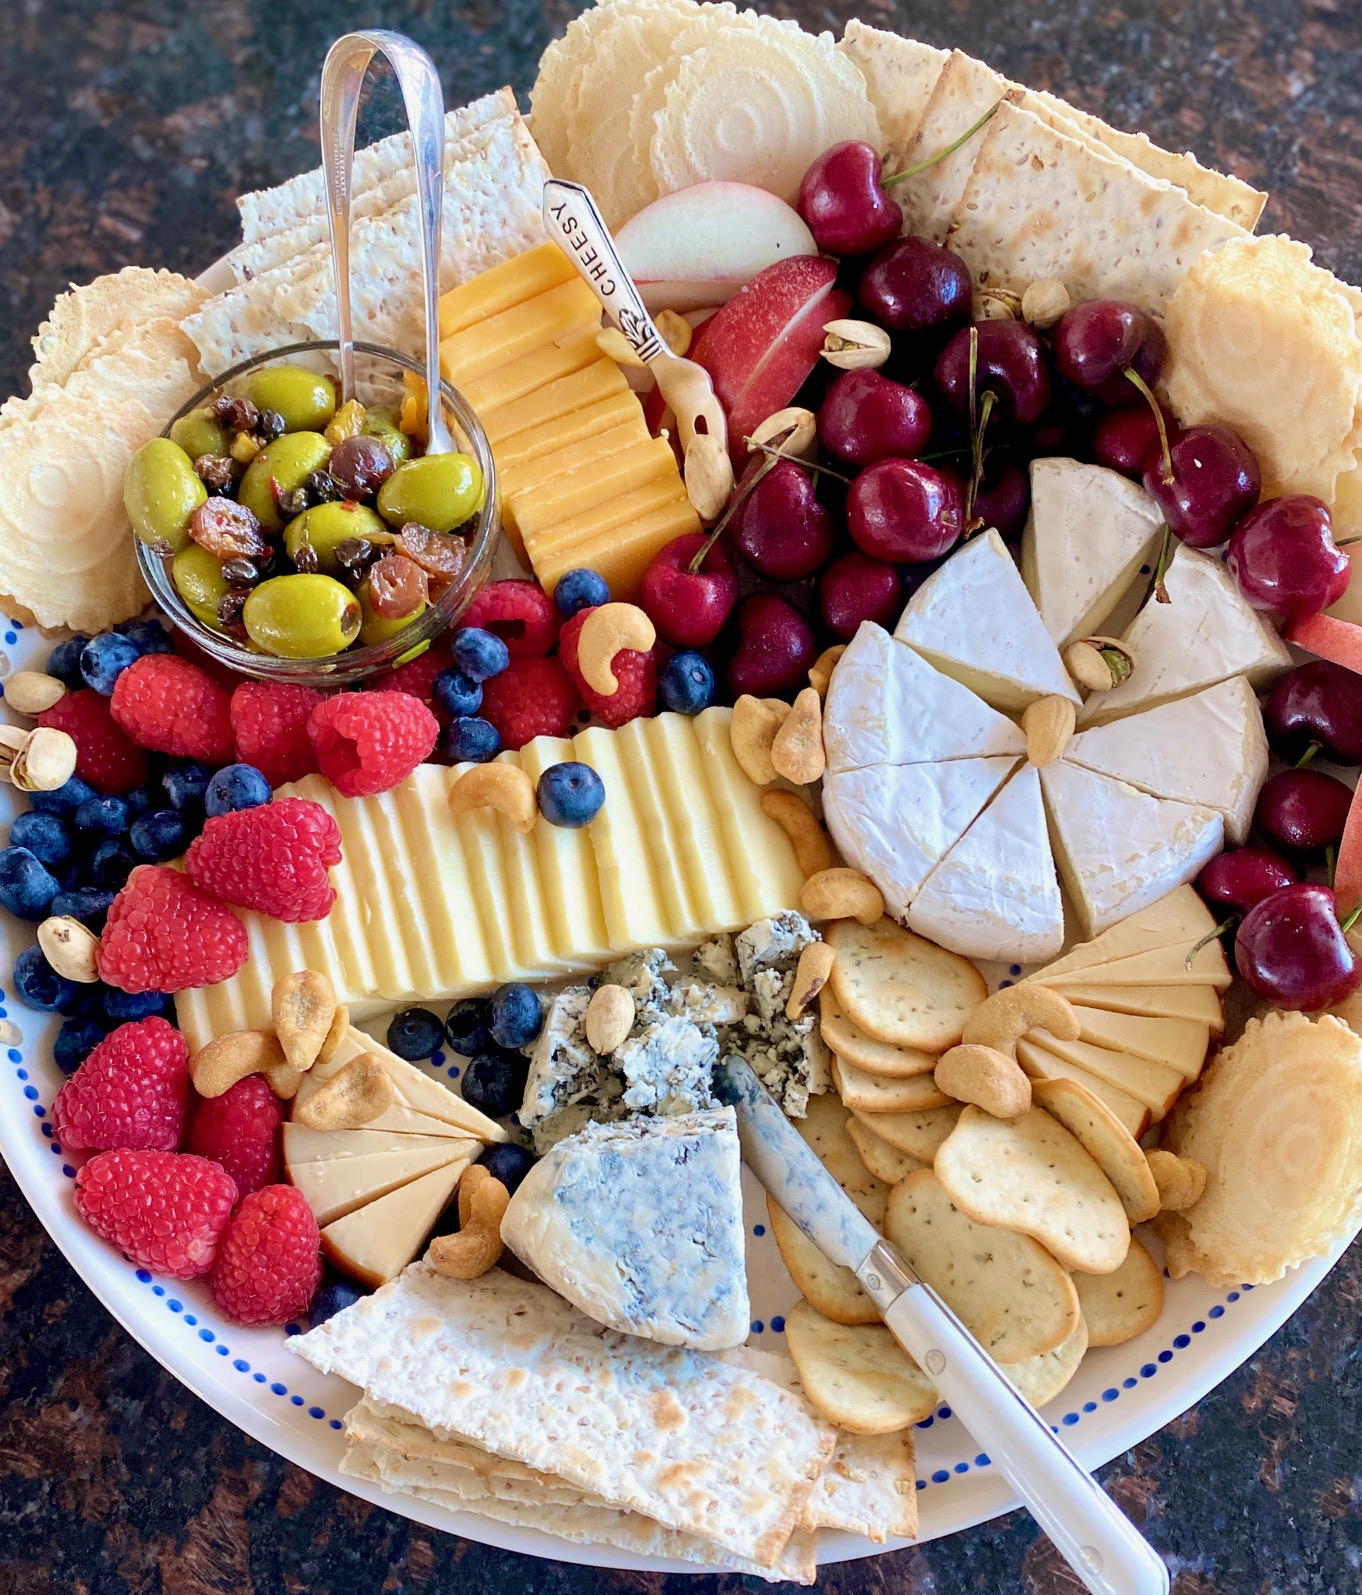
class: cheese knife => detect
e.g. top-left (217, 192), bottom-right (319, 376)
top-left (713, 1055), bottom-right (1171, 1595)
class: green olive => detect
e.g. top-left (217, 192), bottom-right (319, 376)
top-left (283, 501), bottom-right (390, 573)
top-left (243, 573), bottom-right (361, 658)
top-left (376, 452), bottom-right (482, 534)
top-left (238, 432), bottom-right (333, 532)
top-left (171, 544), bottom-right (228, 627)
top-left (361, 407), bottom-right (413, 466)
top-left (124, 439), bottom-right (207, 554)
top-left (357, 576), bottom-right (428, 647)
top-left (168, 408), bottom-right (231, 461)
top-left (244, 364), bottom-right (337, 432)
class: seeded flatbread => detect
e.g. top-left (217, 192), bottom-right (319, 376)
top-left (1073, 1238), bottom-right (1164, 1347)
top-left (1002, 1316), bottom-right (1090, 1407)
top-left (845, 1113), bottom-right (924, 1185)
top-left (849, 1103), bottom-right (962, 1162)
top-left (820, 987), bottom-right (940, 1077)
top-left (827, 918), bottom-right (985, 1052)
top-left (785, 1301), bottom-right (937, 1434)
top-left (837, 21), bottom-right (947, 166)
top-left (884, 1170), bottom-right (1079, 1362)
top-left (1031, 1076), bottom-right (1160, 1223)
top-left (936, 1105), bottom-right (1131, 1274)
top-left (833, 1051), bottom-right (948, 1113)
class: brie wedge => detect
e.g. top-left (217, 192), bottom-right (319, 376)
top-left (1041, 762), bottom-right (1224, 937)
top-left (1021, 457), bottom-right (1163, 647)
top-left (895, 529), bottom-right (1081, 710)
top-left (823, 621), bottom-right (1026, 772)
top-left (1065, 675), bottom-right (1267, 843)
top-left (908, 766), bottom-right (1065, 962)
top-left (823, 756), bottom-right (1017, 919)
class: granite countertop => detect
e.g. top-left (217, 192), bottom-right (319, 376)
top-left (1, 1), bottom-right (1361, 1590)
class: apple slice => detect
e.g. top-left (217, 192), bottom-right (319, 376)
top-left (691, 255), bottom-right (849, 462)
top-left (615, 181), bottom-right (818, 313)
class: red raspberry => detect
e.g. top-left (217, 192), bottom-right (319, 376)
top-left (185, 797), bottom-right (341, 921)
top-left (460, 578), bottom-right (560, 658)
top-left (230, 681), bottom-right (324, 788)
top-left (171, 629), bottom-right (241, 690)
top-left (39, 689), bottom-right (150, 794)
top-left (98, 865), bottom-right (249, 993)
top-left (308, 690), bottom-right (438, 797)
top-left (110, 655), bottom-right (235, 765)
top-left (52, 1017), bottom-right (188, 1153)
top-left (209, 1185), bottom-right (322, 1326)
top-left (479, 656), bottom-right (581, 750)
top-left (383, 638), bottom-right (453, 708)
top-left (75, 1149), bottom-right (237, 1279)
top-left (187, 1076), bottom-right (283, 1196)
top-left (559, 607), bottom-right (658, 728)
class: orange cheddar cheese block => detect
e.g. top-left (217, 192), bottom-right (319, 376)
top-left (460, 326), bottom-right (602, 414)
top-left (530, 492), bottom-right (702, 600)
top-left (508, 433), bottom-right (680, 539)
top-left (438, 241), bottom-right (578, 339)
top-left (480, 359), bottom-right (629, 448)
top-left (441, 277), bottom-right (603, 387)
top-left (499, 399), bottom-right (651, 498)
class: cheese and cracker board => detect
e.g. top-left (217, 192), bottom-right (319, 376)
top-left (3, 3), bottom-right (1362, 1580)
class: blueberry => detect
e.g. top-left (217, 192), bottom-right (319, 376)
top-left (88, 838), bottom-right (137, 890)
top-left (123, 783), bottom-right (156, 822)
top-left (103, 987), bottom-right (174, 1024)
top-left (536, 761), bottom-right (605, 829)
top-left (64, 982), bottom-right (113, 1021)
top-left (130, 809), bottom-right (188, 862)
top-left (432, 668), bottom-right (483, 718)
top-left (74, 794), bottom-right (130, 838)
top-left (54, 1018), bottom-right (108, 1074)
top-left (29, 775), bottom-right (97, 816)
top-left (50, 887), bottom-right (115, 930)
top-left (80, 632), bottom-right (141, 695)
top-left (13, 945), bottom-right (76, 1011)
top-left (489, 982), bottom-right (542, 1049)
top-left (554, 569), bottom-right (611, 619)
top-left (162, 760), bottom-right (212, 811)
top-left (386, 1006), bottom-right (445, 1060)
top-left (46, 635), bottom-right (91, 691)
top-left (0, 846), bottom-right (59, 920)
top-left (444, 998), bottom-right (493, 1056)
top-left (115, 618), bottom-right (173, 657)
top-left (660, 650), bottom-right (717, 715)
top-left (461, 1049), bottom-right (530, 1119)
top-left (452, 627), bottom-right (510, 683)
top-left (310, 1280), bottom-right (368, 1327)
top-left (9, 811), bottom-right (71, 868)
top-left (441, 716), bottom-right (500, 764)
top-left (204, 763), bottom-right (272, 818)
top-left (477, 1141), bottom-right (537, 1195)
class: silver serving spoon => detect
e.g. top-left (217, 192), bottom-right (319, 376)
top-left (319, 30), bottom-right (454, 455)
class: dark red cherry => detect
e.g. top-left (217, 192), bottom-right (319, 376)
top-left (847, 458), bottom-right (964, 563)
top-left (639, 533), bottom-right (738, 649)
top-left (1235, 882), bottom-right (1362, 1010)
top-left (1052, 299), bottom-right (1167, 406)
top-left (935, 321), bottom-right (1051, 426)
top-left (1142, 423), bottom-right (1261, 548)
top-left (1226, 494), bottom-right (1349, 621)
top-left (1255, 767), bottom-right (1354, 856)
top-left (796, 141), bottom-right (903, 257)
top-left (818, 368), bottom-right (932, 468)
top-left (818, 551), bottom-right (903, 639)
top-left (858, 237), bottom-right (972, 335)
top-left (731, 458), bottom-right (837, 582)
top-left (1196, 847), bottom-right (1299, 916)
top-left (971, 458), bottom-right (1031, 540)
top-left (726, 594), bottom-right (818, 699)
top-left (1264, 660), bottom-right (1362, 767)
top-left (1092, 405), bottom-right (1165, 479)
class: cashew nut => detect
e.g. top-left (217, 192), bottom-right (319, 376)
top-left (272, 969), bottom-right (338, 1073)
top-left (576, 603), bottom-right (657, 696)
top-left (786, 941), bottom-right (836, 1019)
top-left (800, 867), bottom-right (884, 927)
top-left (190, 1030), bottom-right (301, 1100)
top-left (584, 983), bottom-right (635, 1054)
top-left (760, 790), bottom-right (833, 876)
top-left (428, 1164), bottom-right (510, 1279)
top-left (770, 687), bottom-right (826, 784)
top-left (316, 1002), bottom-right (350, 1068)
top-left (730, 695), bottom-right (790, 785)
top-left (808, 645), bottom-right (846, 698)
top-left (292, 1053), bottom-right (395, 1130)
top-left (961, 984), bottom-right (1080, 1058)
top-left (448, 761), bottom-right (537, 833)
top-left (934, 1043), bottom-right (1032, 1118)
top-left (1145, 1149), bottom-right (1207, 1213)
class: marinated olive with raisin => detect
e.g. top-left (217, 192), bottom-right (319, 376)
top-left (238, 432), bottom-right (333, 532)
top-left (125, 439), bottom-right (208, 553)
top-left (362, 407), bottom-right (413, 466)
top-left (169, 408), bottom-right (232, 462)
top-left (244, 365), bottom-right (337, 433)
top-left (283, 501), bottom-right (389, 573)
top-left (377, 452), bottom-right (482, 534)
top-left (357, 572), bottom-right (427, 646)
top-left (171, 543), bottom-right (230, 627)
top-left (329, 435), bottom-right (395, 500)
top-left (243, 573), bottom-right (362, 658)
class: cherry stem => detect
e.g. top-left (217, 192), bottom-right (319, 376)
top-left (1152, 525), bottom-right (1175, 604)
top-left (746, 438), bottom-right (854, 484)
top-left (1185, 916), bottom-right (1236, 967)
top-left (1296, 740), bottom-right (1323, 770)
top-left (687, 449), bottom-right (777, 573)
top-left (1123, 367), bottom-right (1174, 484)
top-left (1337, 535), bottom-right (1362, 547)
top-left (882, 98), bottom-right (1005, 187)
top-left (1340, 900), bottom-right (1362, 936)
top-left (1327, 843), bottom-right (1337, 890)
top-left (967, 390), bottom-right (996, 528)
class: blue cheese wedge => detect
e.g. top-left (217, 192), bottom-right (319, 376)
top-left (617, 1015), bottom-right (719, 1113)
top-left (500, 1108), bottom-right (751, 1349)
top-left (519, 987), bottom-right (626, 1151)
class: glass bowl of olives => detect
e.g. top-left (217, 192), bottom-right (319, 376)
top-left (129, 339), bottom-right (498, 687)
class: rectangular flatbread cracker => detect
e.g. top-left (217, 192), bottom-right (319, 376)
top-left (838, 22), bottom-right (947, 165)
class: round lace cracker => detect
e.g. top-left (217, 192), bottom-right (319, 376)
top-left (30, 267), bottom-right (208, 393)
top-left (1160, 1010), bottom-right (1362, 1288)
top-left (650, 20), bottom-right (881, 205)
top-left (1163, 234), bottom-right (1362, 501)
top-left (527, 0), bottom-right (607, 178)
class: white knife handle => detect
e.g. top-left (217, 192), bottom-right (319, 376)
top-left (542, 179), bottom-right (666, 361)
top-left (865, 1249), bottom-right (1169, 1595)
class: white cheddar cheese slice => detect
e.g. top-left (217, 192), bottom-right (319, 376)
top-left (823, 621), bottom-right (1025, 772)
top-left (1064, 675), bottom-right (1268, 844)
top-left (516, 736), bottom-right (615, 968)
top-left (1025, 1028), bottom-right (1186, 1118)
top-left (573, 725), bottom-right (674, 949)
top-left (823, 756), bottom-right (1017, 919)
top-left (1014, 1038), bottom-right (1152, 1139)
top-left (290, 1139), bottom-right (478, 1226)
top-left (907, 766), bottom-right (1064, 963)
top-left (1026, 885), bottom-right (1217, 983)
top-left (282, 1125), bottom-right (458, 1165)
top-left (1045, 979), bottom-right (1224, 1031)
top-left (1041, 762), bottom-right (1224, 938)
top-left (320, 1156), bottom-right (473, 1286)
top-left (1080, 543), bottom-right (1292, 722)
top-left (894, 529), bottom-right (1081, 710)
top-left (493, 751), bottom-right (576, 976)
top-left (1040, 940), bottom-right (1233, 989)
top-left (613, 718), bottom-right (703, 940)
top-left (1021, 457), bottom-right (1163, 647)
top-left (1068, 1004), bottom-right (1210, 1080)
